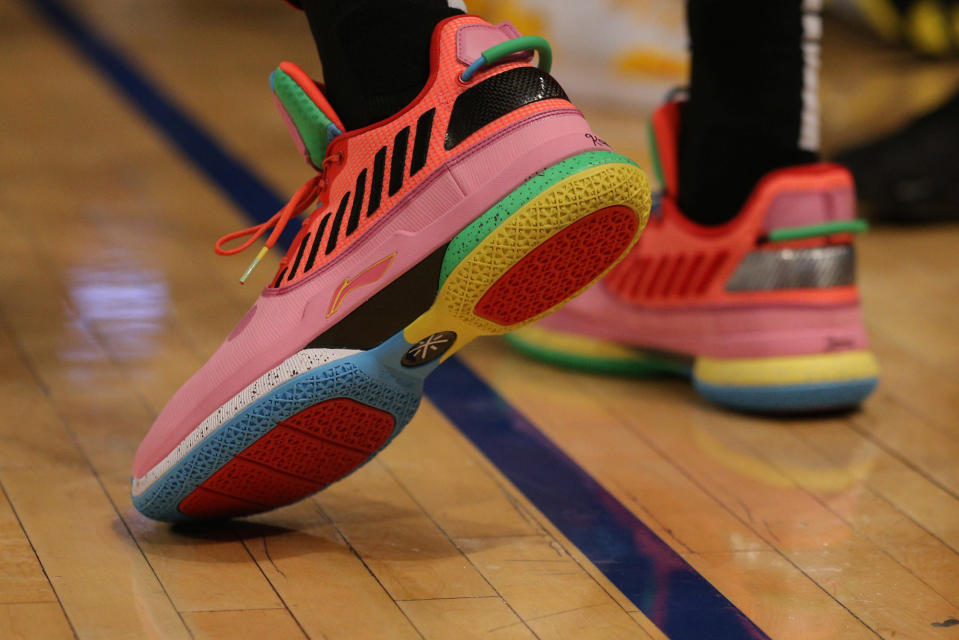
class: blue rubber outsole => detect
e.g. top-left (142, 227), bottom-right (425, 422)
top-left (692, 377), bottom-right (879, 414)
top-left (132, 332), bottom-right (438, 523)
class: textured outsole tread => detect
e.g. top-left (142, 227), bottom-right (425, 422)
top-left (475, 205), bottom-right (638, 325)
top-left (179, 398), bottom-right (395, 518)
top-left (409, 160), bottom-right (650, 341)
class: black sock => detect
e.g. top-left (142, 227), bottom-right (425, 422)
top-left (679, 0), bottom-right (820, 225)
top-left (299, 0), bottom-right (464, 130)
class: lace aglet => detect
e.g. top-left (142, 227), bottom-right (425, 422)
top-left (239, 246), bottom-right (269, 285)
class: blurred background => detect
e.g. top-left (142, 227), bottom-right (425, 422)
top-left (24, 0), bottom-right (957, 223)
top-left (457, 0), bottom-right (959, 224)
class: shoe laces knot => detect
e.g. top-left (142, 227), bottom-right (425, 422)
top-left (215, 152), bottom-right (344, 284)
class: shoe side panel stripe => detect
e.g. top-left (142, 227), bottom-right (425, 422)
top-left (367, 146), bottom-right (387, 217)
top-left (698, 252), bottom-right (728, 295)
top-left (325, 191), bottom-right (351, 255)
top-left (678, 254), bottom-right (704, 297)
top-left (304, 212), bottom-right (331, 273)
top-left (410, 108), bottom-right (435, 176)
top-left (288, 231), bottom-right (311, 281)
top-left (389, 126), bottom-right (410, 196)
top-left (346, 169), bottom-right (367, 236)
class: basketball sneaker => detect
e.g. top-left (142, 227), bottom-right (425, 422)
top-left (508, 100), bottom-right (879, 413)
top-left (131, 16), bottom-right (651, 521)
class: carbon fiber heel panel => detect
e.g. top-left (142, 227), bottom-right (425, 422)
top-left (726, 245), bottom-right (855, 291)
top-left (445, 67), bottom-right (569, 149)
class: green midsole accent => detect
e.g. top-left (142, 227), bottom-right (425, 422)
top-left (440, 151), bottom-right (640, 287)
top-left (767, 219), bottom-right (869, 242)
top-left (504, 334), bottom-right (688, 377)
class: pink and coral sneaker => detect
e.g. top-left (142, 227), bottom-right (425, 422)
top-left (508, 100), bottom-right (879, 413)
top-left (131, 16), bottom-right (651, 522)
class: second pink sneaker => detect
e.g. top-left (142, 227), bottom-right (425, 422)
top-left (509, 100), bottom-right (879, 414)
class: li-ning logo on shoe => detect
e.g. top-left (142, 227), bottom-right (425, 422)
top-left (401, 331), bottom-right (457, 367)
top-left (326, 253), bottom-right (396, 318)
top-left (826, 336), bottom-right (855, 352)
top-left (585, 133), bottom-right (609, 148)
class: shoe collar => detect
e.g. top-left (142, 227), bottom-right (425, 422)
top-left (270, 16), bottom-right (531, 171)
top-left (648, 98), bottom-right (857, 236)
top-left (270, 62), bottom-right (345, 170)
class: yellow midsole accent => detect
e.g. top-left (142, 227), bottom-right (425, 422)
top-left (694, 350), bottom-right (880, 387)
top-left (404, 161), bottom-right (650, 361)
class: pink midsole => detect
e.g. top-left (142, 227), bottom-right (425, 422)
top-left (538, 284), bottom-right (869, 360)
top-left (133, 110), bottom-right (601, 477)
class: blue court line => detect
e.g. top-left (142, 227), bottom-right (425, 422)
top-left (28, 1), bottom-right (770, 637)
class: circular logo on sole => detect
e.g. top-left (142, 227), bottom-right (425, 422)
top-left (401, 331), bottom-right (457, 367)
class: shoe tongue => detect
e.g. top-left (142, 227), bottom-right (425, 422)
top-left (270, 62), bottom-right (345, 169)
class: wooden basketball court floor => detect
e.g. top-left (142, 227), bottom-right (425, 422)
top-left (2, 1), bottom-right (959, 638)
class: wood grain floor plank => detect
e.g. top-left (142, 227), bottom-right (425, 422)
top-left (240, 500), bottom-right (423, 640)
top-left (317, 461), bottom-right (497, 601)
top-left (0, 467), bottom-right (189, 640)
top-left (0, 602), bottom-right (75, 640)
top-left (183, 609), bottom-right (308, 640)
top-left (381, 402), bottom-right (648, 640)
top-left (103, 474), bottom-right (286, 614)
top-left (463, 345), bottom-right (769, 555)
top-left (577, 374), bottom-right (957, 640)
top-left (0, 487), bottom-right (58, 605)
top-left (399, 597), bottom-right (537, 640)
top-left (684, 551), bottom-right (877, 640)
top-left (464, 342), bottom-right (881, 640)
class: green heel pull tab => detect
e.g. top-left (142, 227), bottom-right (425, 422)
top-left (461, 35), bottom-right (554, 82)
top-left (483, 35), bottom-right (552, 74)
top-left (270, 65), bottom-right (343, 169)
top-left (766, 219), bottom-right (870, 242)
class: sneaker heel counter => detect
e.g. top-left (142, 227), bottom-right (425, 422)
top-left (735, 164), bottom-right (866, 293)
top-left (760, 164), bottom-right (858, 233)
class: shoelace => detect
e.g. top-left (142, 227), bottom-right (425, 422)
top-left (217, 35), bottom-right (553, 284)
top-left (215, 153), bottom-right (342, 283)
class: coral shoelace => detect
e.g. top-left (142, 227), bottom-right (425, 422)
top-left (215, 153), bottom-right (342, 284)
